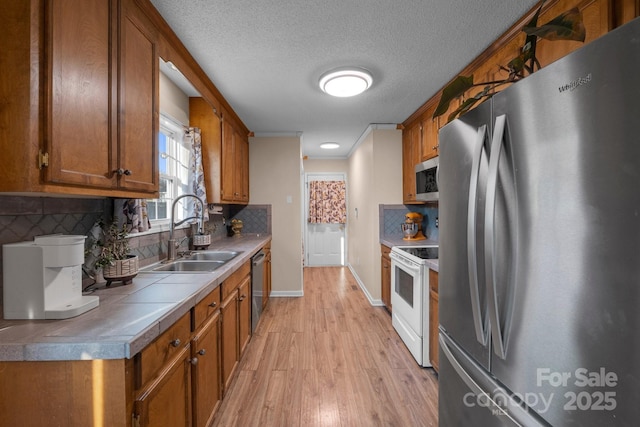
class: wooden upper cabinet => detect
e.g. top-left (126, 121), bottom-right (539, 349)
top-left (0, 0), bottom-right (158, 197)
top-left (420, 104), bottom-right (440, 161)
top-left (221, 114), bottom-right (250, 204)
top-left (118, 0), bottom-right (159, 193)
top-left (190, 99), bottom-right (249, 204)
top-left (402, 121), bottom-right (421, 204)
top-left (45, 0), bottom-right (117, 189)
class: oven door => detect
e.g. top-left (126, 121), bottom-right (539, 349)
top-left (390, 252), bottom-right (423, 338)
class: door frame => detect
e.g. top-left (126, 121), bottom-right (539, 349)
top-left (303, 172), bottom-right (348, 266)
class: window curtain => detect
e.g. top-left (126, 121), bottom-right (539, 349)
top-left (308, 180), bottom-right (347, 224)
top-left (186, 127), bottom-right (209, 224)
top-left (119, 199), bottom-right (151, 233)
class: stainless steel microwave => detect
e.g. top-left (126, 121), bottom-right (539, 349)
top-left (415, 157), bottom-right (439, 201)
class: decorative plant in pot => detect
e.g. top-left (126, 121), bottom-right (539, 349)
top-left (433, 0), bottom-right (586, 123)
top-left (89, 220), bottom-right (139, 286)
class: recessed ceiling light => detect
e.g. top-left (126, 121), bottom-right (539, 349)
top-left (319, 67), bottom-right (372, 97)
top-left (320, 142), bottom-right (340, 150)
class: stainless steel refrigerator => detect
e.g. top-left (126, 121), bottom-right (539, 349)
top-left (438, 17), bottom-right (640, 426)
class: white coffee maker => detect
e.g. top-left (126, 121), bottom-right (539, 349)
top-left (3, 235), bottom-right (99, 319)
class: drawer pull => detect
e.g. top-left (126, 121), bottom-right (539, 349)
top-left (190, 357), bottom-right (198, 365)
top-left (209, 301), bottom-right (217, 308)
top-left (198, 349), bottom-right (206, 356)
top-left (170, 338), bottom-right (181, 348)
top-left (238, 294), bottom-right (247, 301)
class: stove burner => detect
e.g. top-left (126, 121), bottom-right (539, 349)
top-left (398, 246), bottom-right (438, 259)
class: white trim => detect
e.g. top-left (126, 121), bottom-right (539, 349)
top-left (347, 123), bottom-right (398, 158)
top-left (304, 172), bottom-right (347, 267)
top-left (347, 263), bottom-right (385, 307)
top-left (269, 290), bottom-right (304, 297)
top-left (252, 131), bottom-right (303, 138)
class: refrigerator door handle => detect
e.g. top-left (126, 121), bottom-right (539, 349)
top-left (485, 114), bottom-right (508, 359)
top-left (439, 333), bottom-right (519, 425)
top-left (467, 124), bottom-right (489, 346)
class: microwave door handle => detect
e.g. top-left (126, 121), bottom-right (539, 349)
top-left (485, 114), bottom-right (507, 360)
top-left (467, 124), bottom-right (489, 346)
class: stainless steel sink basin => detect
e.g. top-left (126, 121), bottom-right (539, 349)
top-left (184, 250), bottom-right (242, 262)
top-left (147, 260), bottom-right (225, 272)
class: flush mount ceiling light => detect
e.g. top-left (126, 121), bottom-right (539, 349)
top-left (319, 67), bottom-right (373, 97)
top-left (320, 142), bottom-right (340, 150)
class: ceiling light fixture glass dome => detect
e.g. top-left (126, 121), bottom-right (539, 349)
top-left (319, 67), bottom-right (373, 97)
top-left (320, 142), bottom-right (340, 149)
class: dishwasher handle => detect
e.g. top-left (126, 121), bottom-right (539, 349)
top-left (252, 250), bottom-right (266, 266)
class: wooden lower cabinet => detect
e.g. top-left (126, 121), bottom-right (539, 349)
top-left (191, 312), bottom-right (222, 427)
top-left (238, 276), bottom-right (252, 356)
top-left (221, 289), bottom-right (239, 392)
top-left (262, 244), bottom-right (272, 310)
top-left (0, 258), bottom-right (259, 427)
top-left (134, 343), bottom-right (192, 427)
top-left (428, 269), bottom-right (439, 372)
top-left (381, 245), bottom-right (392, 313)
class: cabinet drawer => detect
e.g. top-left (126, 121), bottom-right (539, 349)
top-left (221, 260), bottom-right (251, 299)
top-left (139, 311), bottom-right (191, 387)
top-left (193, 286), bottom-right (221, 330)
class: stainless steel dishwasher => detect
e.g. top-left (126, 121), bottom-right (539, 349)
top-left (251, 249), bottom-right (266, 332)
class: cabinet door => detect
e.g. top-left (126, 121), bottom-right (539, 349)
top-left (118, 0), bottom-right (158, 193)
top-left (190, 97), bottom-right (222, 204)
top-left (134, 344), bottom-right (192, 427)
top-left (420, 107), bottom-right (440, 161)
top-left (429, 269), bottom-right (439, 371)
top-left (220, 118), bottom-right (236, 202)
top-left (220, 290), bottom-right (238, 393)
top-left (45, 0), bottom-right (117, 188)
top-left (381, 253), bottom-right (391, 313)
top-left (262, 248), bottom-right (272, 310)
top-left (402, 122), bottom-right (421, 203)
top-left (191, 312), bottom-right (222, 427)
top-left (237, 276), bottom-right (251, 356)
top-left (236, 134), bottom-right (249, 203)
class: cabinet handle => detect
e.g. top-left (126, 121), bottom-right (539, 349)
top-left (238, 294), bottom-right (247, 301)
top-left (209, 301), bottom-right (217, 308)
top-left (198, 349), bottom-right (206, 356)
top-left (190, 357), bottom-right (198, 365)
top-left (115, 168), bottom-right (132, 176)
top-left (170, 338), bottom-right (181, 347)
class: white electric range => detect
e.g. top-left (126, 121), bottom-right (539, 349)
top-left (389, 245), bottom-right (438, 367)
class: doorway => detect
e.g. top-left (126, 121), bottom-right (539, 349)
top-left (305, 173), bottom-right (347, 266)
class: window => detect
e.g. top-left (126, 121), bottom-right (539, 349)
top-left (147, 115), bottom-right (190, 225)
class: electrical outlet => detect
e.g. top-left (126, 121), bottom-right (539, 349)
top-left (435, 217), bottom-right (439, 228)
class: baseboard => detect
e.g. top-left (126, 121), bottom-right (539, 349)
top-left (347, 263), bottom-right (384, 307)
top-left (269, 290), bottom-right (304, 297)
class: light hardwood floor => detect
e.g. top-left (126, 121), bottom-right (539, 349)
top-left (213, 266), bottom-right (439, 426)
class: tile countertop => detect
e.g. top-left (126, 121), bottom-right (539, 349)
top-left (0, 234), bottom-right (271, 362)
top-left (380, 236), bottom-right (439, 272)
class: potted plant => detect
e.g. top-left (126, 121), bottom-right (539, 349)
top-left (89, 220), bottom-right (139, 286)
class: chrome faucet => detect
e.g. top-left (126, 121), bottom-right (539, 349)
top-left (167, 194), bottom-right (205, 261)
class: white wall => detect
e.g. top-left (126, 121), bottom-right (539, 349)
top-left (249, 135), bottom-right (304, 296)
top-left (159, 72), bottom-right (190, 125)
top-left (347, 128), bottom-right (402, 302)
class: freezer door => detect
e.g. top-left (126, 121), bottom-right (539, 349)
top-left (439, 101), bottom-right (492, 370)
top-left (439, 331), bottom-right (550, 427)
top-left (487, 18), bottom-right (640, 425)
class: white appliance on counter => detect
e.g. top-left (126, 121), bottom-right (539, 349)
top-left (390, 245), bottom-right (438, 367)
top-left (3, 235), bottom-right (99, 320)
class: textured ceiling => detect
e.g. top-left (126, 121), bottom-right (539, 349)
top-left (150, 0), bottom-right (539, 158)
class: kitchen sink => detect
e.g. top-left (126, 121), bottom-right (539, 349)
top-left (145, 260), bottom-right (225, 273)
top-left (183, 250), bottom-right (242, 262)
